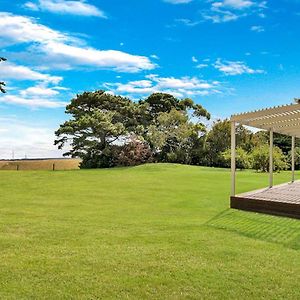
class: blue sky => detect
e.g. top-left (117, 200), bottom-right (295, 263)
top-left (0, 0), bottom-right (300, 158)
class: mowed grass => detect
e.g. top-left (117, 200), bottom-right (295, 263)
top-left (1, 164), bottom-right (300, 299)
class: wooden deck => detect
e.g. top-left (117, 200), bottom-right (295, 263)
top-left (231, 181), bottom-right (300, 219)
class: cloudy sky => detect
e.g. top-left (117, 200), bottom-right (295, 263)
top-left (0, 0), bottom-right (300, 158)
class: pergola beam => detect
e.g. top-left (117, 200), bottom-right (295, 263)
top-left (283, 127), bottom-right (300, 133)
top-left (279, 127), bottom-right (300, 136)
top-left (292, 136), bottom-right (295, 183)
top-left (231, 121), bottom-right (236, 196)
top-left (269, 129), bottom-right (273, 188)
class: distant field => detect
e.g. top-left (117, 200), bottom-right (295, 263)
top-left (0, 158), bottom-right (81, 170)
top-left (0, 164), bottom-right (300, 299)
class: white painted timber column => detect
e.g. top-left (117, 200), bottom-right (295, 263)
top-left (292, 136), bottom-right (295, 183)
top-left (231, 121), bottom-right (236, 196)
top-left (269, 129), bottom-right (273, 188)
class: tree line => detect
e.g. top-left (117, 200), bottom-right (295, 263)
top-left (55, 90), bottom-right (299, 170)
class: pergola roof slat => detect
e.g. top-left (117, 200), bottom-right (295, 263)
top-left (231, 103), bottom-right (300, 121)
top-left (231, 103), bottom-right (300, 137)
top-left (248, 111), bottom-right (300, 128)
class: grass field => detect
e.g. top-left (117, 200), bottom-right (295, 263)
top-left (0, 158), bottom-right (81, 170)
top-left (1, 164), bottom-right (300, 299)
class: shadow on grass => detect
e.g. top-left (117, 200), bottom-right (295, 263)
top-left (205, 209), bottom-right (300, 249)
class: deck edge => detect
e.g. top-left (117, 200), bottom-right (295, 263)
top-left (230, 196), bottom-right (300, 219)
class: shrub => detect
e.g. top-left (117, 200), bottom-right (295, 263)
top-left (222, 147), bottom-right (251, 170)
top-left (117, 137), bottom-right (152, 166)
top-left (80, 146), bottom-right (119, 169)
top-left (287, 147), bottom-right (300, 170)
top-left (250, 145), bottom-right (288, 172)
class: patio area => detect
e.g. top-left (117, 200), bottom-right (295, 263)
top-left (230, 102), bottom-right (300, 219)
top-left (231, 181), bottom-right (300, 219)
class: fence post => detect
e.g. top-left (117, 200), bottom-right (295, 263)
top-left (53, 163), bottom-right (55, 171)
top-left (17, 164), bottom-right (19, 171)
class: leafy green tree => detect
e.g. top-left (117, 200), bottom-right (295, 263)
top-left (147, 109), bottom-right (204, 163)
top-left (254, 131), bottom-right (300, 154)
top-left (140, 93), bottom-right (210, 125)
top-left (222, 147), bottom-right (251, 170)
top-left (205, 120), bottom-right (231, 167)
top-left (0, 57), bottom-right (7, 93)
top-left (205, 119), bottom-right (262, 167)
top-left (288, 146), bottom-right (300, 170)
top-left (55, 91), bottom-right (211, 168)
top-left (55, 90), bottom-right (139, 168)
top-left (251, 145), bottom-right (288, 172)
top-left (142, 93), bottom-right (210, 164)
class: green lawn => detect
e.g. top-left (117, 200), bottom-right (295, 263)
top-left (1, 164), bottom-right (300, 299)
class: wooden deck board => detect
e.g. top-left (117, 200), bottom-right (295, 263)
top-left (231, 181), bottom-right (300, 219)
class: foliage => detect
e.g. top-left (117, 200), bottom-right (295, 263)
top-left (141, 93), bottom-right (210, 165)
top-left (140, 92), bottom-right (210, 121)
top-left (222, 147), bottom-right (251, 170)
top-left (56, 91), bottom-right (210, 168)
top-left (55, 90), bottom-right (139, 168)
top-left (287, 146), bottom-right (300, 170)
top-left (205, 119), bottom-right (265, 167)
top-left (251, 144), bottom-right (288, 172)
top-left (257, 131), bottom-right (300, 154)
top-left (117, 136), bottom-right (152, 166)
top-left (147, 108), bottom-right (206, 164)
top-left (205, 120), bottom-right (231, 167)
top-left (55, 90), bottom-right (297, 170)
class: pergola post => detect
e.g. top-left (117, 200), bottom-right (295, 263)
top-left (292, 136), bottom-right (295, 183)
top-left (231, 121), bottom-right (236, 196)
top-left (269, 128), bottom-right (273, 188)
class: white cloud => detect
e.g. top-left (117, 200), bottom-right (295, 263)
top-left (214, 59), bottom-right (264, 75)
top-left (23, 2), bottom-right (39, 10)
top-left (192, 56), bottom-right (198, 63)
top-left (0, 12), bottom-right (156, 73)
top-left (104, 75), bottom-right (221, 99)
top-left (0, 117), bottom-right (65, 159)
top-left (251, 25), bottom-right (265, 32)
top-left (258, 12), bottom-right (266, 18)
top-left (24, 0), bottom-right (106, 18)
top-left (196, 64), bottom-right (209, 69)
top-left (0, 12), bottom-right (68, 44)
top-left (0, 94), bottom-right (66, 108)
top-left (0, 74), bottom-right (67, 108)
top-left (212, 0), bottom-right (254, 10)
top-left (20, 85), bottom-right (60, 97)
top-left (202, 8), bottom-right (240, 23)
top-left (0, 62), bottom-right (62, 83)
top-left (41, 41), bottom-right (156, 72)
top-left (163, 0), bottom-right (193, 4)
top-left (175, 18), bottom-right (200, 26)
top-left (150, 54), bottom-right (159, 59)
top-left (202, 0), bottom-right (267, 23)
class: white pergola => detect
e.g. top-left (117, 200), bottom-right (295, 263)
top-left (230, 103), bottom-right (300, 196)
